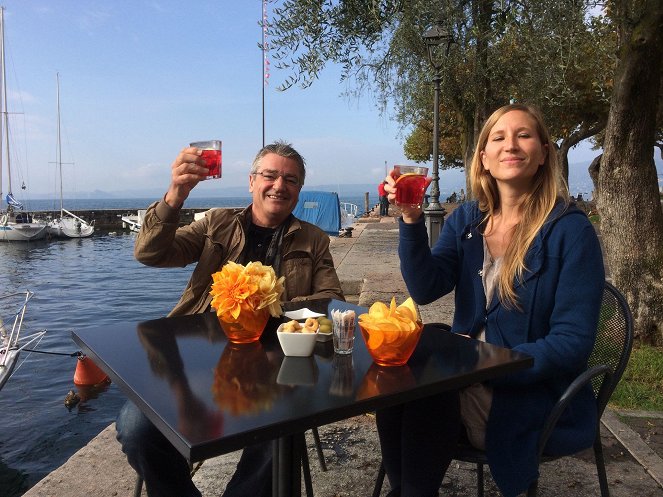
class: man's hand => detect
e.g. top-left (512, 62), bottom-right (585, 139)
top-left (165, 147), bottom-right (209, 208)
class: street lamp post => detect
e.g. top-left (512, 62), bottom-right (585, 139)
top-left (423, 22), bottom-right (453, 248)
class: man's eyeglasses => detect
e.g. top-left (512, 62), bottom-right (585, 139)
top-left (253, 170), bottom-right (301, 187)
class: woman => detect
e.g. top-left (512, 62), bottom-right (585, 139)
top-left (379, 103), bottom-right (605, 497)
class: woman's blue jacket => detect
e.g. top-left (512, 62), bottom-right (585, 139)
top-left (398, 200), bottom-right (605, 497)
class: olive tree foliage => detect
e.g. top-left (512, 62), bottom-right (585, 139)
top-left (495, 4), bottom-right (616, 184)
top-left (597, 0), bottom-right (663, 344)
top-left (266, 0), bottom-right (615, 193)
top-left (267, 0), bottom-right (504, 185)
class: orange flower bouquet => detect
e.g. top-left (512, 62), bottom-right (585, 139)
top-left (210, 261), bottom-right (285, 343)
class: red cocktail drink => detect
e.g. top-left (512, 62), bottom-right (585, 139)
top-left (190, 140), bottom-right (222, 180)
top-left (393, 165), bottom-right (429, 208)
top-left (200, 149), bottom-right (222, 179)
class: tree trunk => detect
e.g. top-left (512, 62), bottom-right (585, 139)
top-left (597, 0), bottom-right (663, 344)
top-left (588, 154), bottom-right (602, 202)
top-left (559, 119), bottom-right (608, 189)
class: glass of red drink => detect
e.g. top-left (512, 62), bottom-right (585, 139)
top-left (190, 140), bottom-right (222, 180)
top-left (393, 165), bottom-right (429, 208)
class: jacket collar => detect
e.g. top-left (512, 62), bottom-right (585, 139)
top-left (461, 200), bottom-right (576, 314)
top-left (240, 205), bottom-right (301, 236)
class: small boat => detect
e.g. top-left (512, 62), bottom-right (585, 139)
top-left (47, 73), bottom-right (94, 239)
top-left (0, 290), bottom-right (46, 391)
top-left (0, 9), bottom-right (47, 242)
top-left (340, 201), bottom-right (359, 229)
top-left (121, 210), bottom-right (146, 232)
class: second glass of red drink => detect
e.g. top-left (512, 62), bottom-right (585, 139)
top-left (392, 165), bottom-right (429, 208)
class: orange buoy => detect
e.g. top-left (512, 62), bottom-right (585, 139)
top-left (73, 355), bottom-right (110, 386)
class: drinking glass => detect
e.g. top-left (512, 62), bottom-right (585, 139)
top-left (393, 165), bottom-right (429, 208)
top-left (190, 140), bottom-right (222, 180)
top-left (331, 309), bottom-right (356, 355)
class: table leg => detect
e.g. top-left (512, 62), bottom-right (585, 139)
top-left (272, 434), bottom-right (303, 497)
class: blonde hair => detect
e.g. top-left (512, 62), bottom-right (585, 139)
top-left (469, 103), bottom-right (568, 308)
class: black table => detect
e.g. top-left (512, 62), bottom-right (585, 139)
top-left (72, 299), bottom-right (532, 497)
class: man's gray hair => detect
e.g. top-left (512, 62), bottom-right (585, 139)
top-left (250, 140), bottom-right (306, 184)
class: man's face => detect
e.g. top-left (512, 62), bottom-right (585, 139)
top-left (249, 153), bottom-right (303, 227)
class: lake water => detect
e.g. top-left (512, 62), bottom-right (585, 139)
top-left (20, 194), bottom-right (374, 216)
top-left (0, 195), bottom-right (373, 497)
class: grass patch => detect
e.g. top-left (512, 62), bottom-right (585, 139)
top-left (610, 344), bottom-right (663, 411)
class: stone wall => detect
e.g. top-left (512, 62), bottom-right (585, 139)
top-left (33, 208), bottom-right (209, 230)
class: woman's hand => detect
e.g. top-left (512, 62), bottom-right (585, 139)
top-left (384, 171), bottom-right (430, 224)
top-left (165, 147), bottom-right (210, 208)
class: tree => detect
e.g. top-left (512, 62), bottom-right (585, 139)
top-left (267, 0), bottom-right (615, 195)
top-left (598, 0), bottom-right (663, 344)
top-left (497, 7), bottom-right (616, 184)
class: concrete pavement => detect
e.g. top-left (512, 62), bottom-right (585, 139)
top-left (23, 211), bottom-right (663, 497)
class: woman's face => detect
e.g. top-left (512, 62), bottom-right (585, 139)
top-left (480, 110), bottom-right (548, 189)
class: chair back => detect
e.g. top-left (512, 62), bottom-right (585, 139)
top-left (588, 281), bottom-right (634, 417)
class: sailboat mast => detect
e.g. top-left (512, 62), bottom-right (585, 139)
top-left (1, 7), bottom-right (9, 198)
top-left (56, 72), bottom-right (63, 215)
top-left (0, 7), bottom-right (5, 203)
top-left (0, 6), bottom-right (12, 206)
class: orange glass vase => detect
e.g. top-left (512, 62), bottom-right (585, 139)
top-left (359, 321), bottom-right (423, 366)
top-left (217, 308), bottom-right (271, 344)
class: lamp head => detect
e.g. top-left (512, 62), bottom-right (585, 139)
top-left (423, 22), bottom-right (453, 71)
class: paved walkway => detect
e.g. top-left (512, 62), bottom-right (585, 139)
top-left (24, 212), bottom-right (663, 496)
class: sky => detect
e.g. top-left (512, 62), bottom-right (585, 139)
top-left (0, 1), bottom-right (636, 201)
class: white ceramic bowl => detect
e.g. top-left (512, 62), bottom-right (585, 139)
top-left (277, 324), bottom-right (318, 357)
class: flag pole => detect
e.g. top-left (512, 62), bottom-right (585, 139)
top-left (261, 0), bottom-right (268, 148)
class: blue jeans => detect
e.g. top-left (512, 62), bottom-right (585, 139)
top-left (116, 400), bottom-right (272, 497)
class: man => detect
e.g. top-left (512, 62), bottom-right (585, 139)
top-left (116, 140), bottom-right (344, 497)
top-left (378, 181), bottom-right (389, 217)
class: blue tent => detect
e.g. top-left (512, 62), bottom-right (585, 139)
top-left (293, 191), bottom-right (341, 235)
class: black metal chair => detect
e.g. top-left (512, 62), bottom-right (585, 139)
top-left (372, 281), bottom-right (634, 497)
top-left (133, 428), bottom-right (326, 497)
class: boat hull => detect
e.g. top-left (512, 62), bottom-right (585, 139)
top-left (0, 221), bottom-right (48, 241)
top-left (121, 209), bottom-right (145, 233)
top-left (47, 216), bottom-right (94, 238)
top-left (0, 348), bottom-right (19, 390)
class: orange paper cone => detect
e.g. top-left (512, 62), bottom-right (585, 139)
top-left (73, 355), bottom-right (110, 386)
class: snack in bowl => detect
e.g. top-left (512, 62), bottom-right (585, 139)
top-left (282, 320), bottom-right (302, 332)
top-left (302, 317), bottom-right (319, 333)
top-left (358, 297), bottom-right (423, 366)
top-left (281, 318), bottom-right (319, 333)
top-left (277, 322), bottom-right (318, 357)
top-left (316, 316), bottom-right (333, 342)
top-left (317, 316), bottom-right (332, 334)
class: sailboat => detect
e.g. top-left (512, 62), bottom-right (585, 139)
top-left (0, 8), bottom-right (47, 242)
top-left (47, 73), bottom-right (94, 238)
top-left (0, 290), bottom-right (46, 391)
